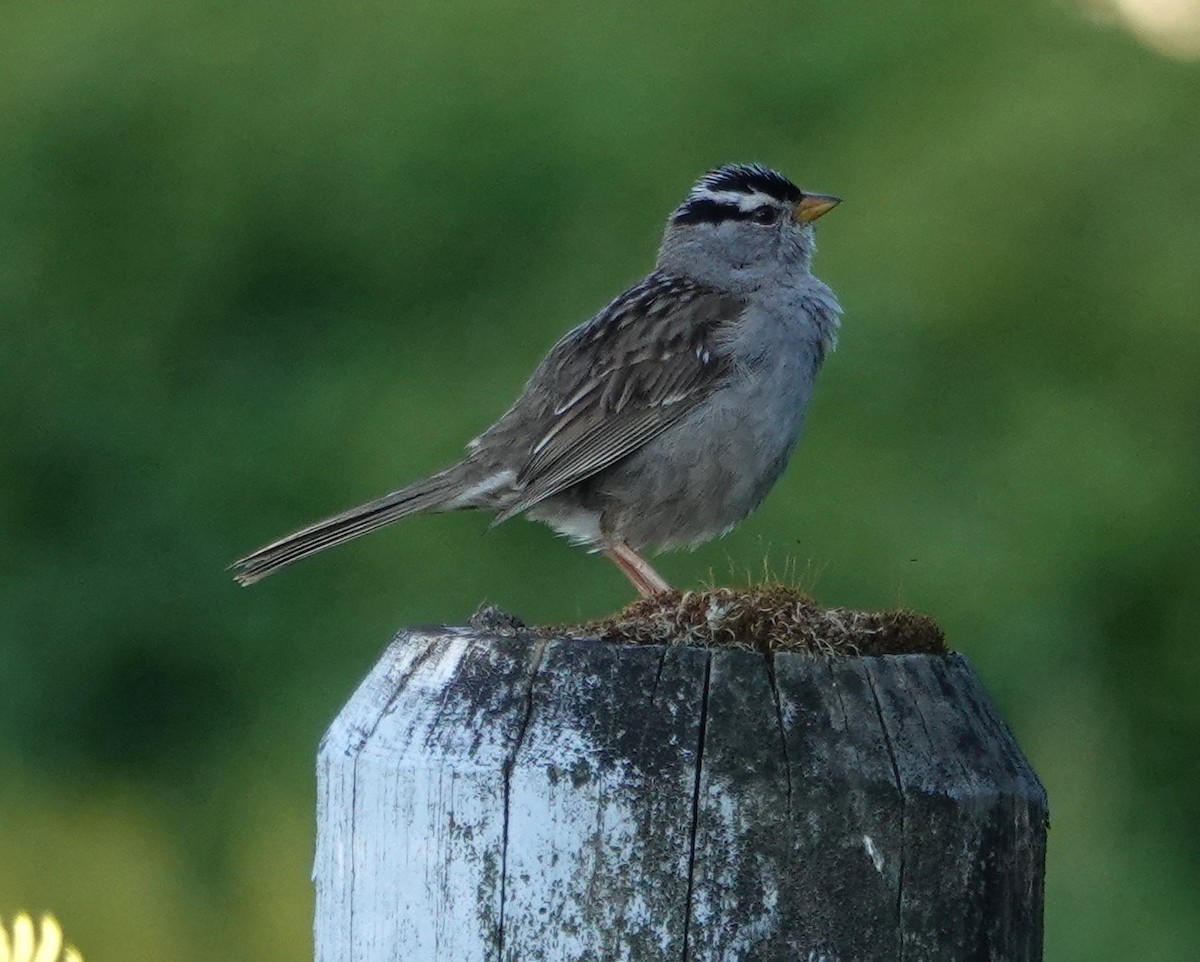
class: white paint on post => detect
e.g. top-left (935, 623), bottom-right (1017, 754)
top-left (314, 631), bottom-right (1047, 962)
top-left (499, 642), bottom-right (707, 961)
top-left (316, 630), bottom-right (544, 962)
top-left (862, 835), bottom-right (885, 874)
top-left (315, 633), bottom-right (442, 962)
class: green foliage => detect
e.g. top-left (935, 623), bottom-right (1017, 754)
top-left (2, 0), bottom-right (1198, 957)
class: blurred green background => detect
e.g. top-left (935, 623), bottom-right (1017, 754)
top-left (2, 0), bottom-right (1198, 958)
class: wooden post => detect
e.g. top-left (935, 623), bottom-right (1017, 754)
top-left (314, 627), bottom-right (1047, 961)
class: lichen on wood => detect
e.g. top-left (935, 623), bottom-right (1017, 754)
top-left (317, 627), bottom-right (1045, 962)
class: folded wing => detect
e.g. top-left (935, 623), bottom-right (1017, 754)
top-left (484, 272), bottom-right (743, 522)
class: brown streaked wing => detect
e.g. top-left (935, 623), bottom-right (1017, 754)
top-left (486, 274), bottom-right (743, 523)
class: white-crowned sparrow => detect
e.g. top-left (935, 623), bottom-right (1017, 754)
top-left (232, 163), bottom-right (841, 596)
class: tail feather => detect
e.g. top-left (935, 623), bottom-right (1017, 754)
top-left (230, 466), bottom-right (465, 586)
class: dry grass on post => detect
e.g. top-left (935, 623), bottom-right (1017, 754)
top-left (549, 584), bottom-right (947, 656)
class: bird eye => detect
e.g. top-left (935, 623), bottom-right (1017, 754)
top-left (751, 206), bottom-right (778, 225)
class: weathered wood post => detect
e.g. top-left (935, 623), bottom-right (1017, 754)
top-left (314, 613), bottom-right (1047, 961)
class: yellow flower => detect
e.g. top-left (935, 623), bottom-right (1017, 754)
top-left (0, 914), bottom-right (82, 962)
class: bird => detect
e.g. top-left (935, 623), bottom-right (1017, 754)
top-left (231, 163), bottom-right (842, 597)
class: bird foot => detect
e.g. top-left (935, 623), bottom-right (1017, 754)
top-left (603, 541), bottom-right (673, 598)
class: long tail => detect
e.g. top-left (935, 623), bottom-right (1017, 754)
top-left (230, 465), bottom-right (468, 586)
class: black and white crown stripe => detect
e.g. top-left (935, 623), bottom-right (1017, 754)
top-left (688, 189), bottom-right (786, 212)
top-left (673, 163), bottom-right (804, 224)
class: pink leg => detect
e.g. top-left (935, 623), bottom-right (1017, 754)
top-left (603, 541), bottom-right (673, 598)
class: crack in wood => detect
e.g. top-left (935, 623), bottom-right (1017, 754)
top-left (347, 756), bottom-right (358, 962)
top-left (764, 652), bottom-right (794, 818)
top-left (344, 633), bottom-right (441, 959)
top-left (864, 665), bottom-right (906, 962)
top-left (649, 647), bottom-right (668, 708)
top-left (497, 638), bottom-right (547, 960)
top-left (680, 651), bottom-right (712, 962)
top-left (354, 633), bottom-right (442, 751)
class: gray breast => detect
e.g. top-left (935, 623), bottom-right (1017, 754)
top-left (543, 296), bottom-right (832, 550)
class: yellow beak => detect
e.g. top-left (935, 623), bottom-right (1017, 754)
top-left (794, 193), bottom-right (841, 223)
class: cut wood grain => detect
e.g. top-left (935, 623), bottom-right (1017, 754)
top-left (315, 629), bottom-right (1047, 962)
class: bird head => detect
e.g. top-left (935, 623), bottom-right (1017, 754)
top-left (658, 163), bottom-right (840, 293)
